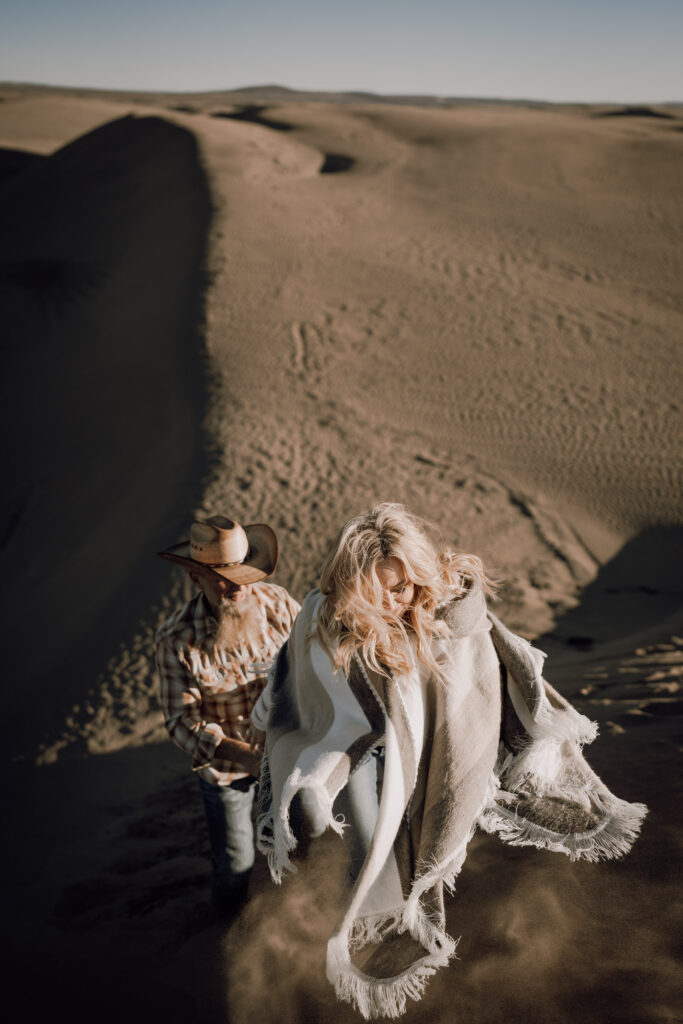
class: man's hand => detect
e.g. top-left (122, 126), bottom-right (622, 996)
top-left (249, 727), bottom-right (266, 751)
top-left (215, 736), bottom-right (263, 777)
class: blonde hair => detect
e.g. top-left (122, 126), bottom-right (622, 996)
top-left (315, 503), bottom-right (496, 679)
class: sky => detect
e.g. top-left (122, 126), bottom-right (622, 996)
top-left (1, 0), bottom-right (682, 104)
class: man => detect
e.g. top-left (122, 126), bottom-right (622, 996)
top-left (155, 514), bottom-right (300, 914)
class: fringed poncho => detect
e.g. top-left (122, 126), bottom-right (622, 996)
top-left (255, 585), bottom-right (647, 1019)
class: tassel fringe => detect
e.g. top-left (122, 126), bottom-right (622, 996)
top-left (257, 764), bottom-right (343, 883)
top-left (478, 793), bottom-right (648, 862)
top-left (327, 905), bottom-right (457, 1020)
top-left (255, 750), bottom-right (297, 883)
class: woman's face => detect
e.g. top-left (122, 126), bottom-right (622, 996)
top-left (376, 556), bottom-right (415, 617)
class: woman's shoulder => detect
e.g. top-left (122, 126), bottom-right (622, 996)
top-left (436, 579), bottom-right (490, 636)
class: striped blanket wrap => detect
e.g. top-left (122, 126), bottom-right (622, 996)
top-left (256, 585), bottom-right (647, 1018)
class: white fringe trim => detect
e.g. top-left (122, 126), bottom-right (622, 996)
top-left (255, 750), bottom-right (294, 882)
top-left (534, 698), bottom-right (598, 745)
top-left (326, 904), bottom-right (457, 1020)
top-left (500, 689), bottom-right (599, 807)
top-left (507, 672), bottom-right (598, 751)
top-left (257, 765), bottom-right (344, 884)
top-left (478, 793), bottom-right (648, 862)
top-left (497, 739), bottom-right (596, 806)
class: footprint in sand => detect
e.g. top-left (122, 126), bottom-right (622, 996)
top-left (290, 320), bottom-right (328, 380)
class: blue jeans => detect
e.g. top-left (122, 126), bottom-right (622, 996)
top-left (288, 748), bottom-right (384, 877)
top-left (334, 747), bottom-right (384, 878)
top-left (198, 775), bottom-right (257, 910)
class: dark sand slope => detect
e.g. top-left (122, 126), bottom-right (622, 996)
top-left (0, 115), bottom-right (212, 754)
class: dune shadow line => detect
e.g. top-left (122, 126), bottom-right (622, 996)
top-left (320, 152), bottom-right (355, 174)
top-left (535, 525), bottom-right (683, 655)
top-left (211, 105), bottom-right (293, 131)
top-left (594, 106), bottom-right (675, 120)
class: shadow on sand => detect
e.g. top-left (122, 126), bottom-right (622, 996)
top-left (594, 105), bottom-right (676, 120)
top-left (0, 145), bottom-right (45, 186)
top-left (4, 740), bottom-right (243, 1024)
top-left (535, 525), bottom-right (683, 658)
top-left (0, 115), bottom-right (215, 755)
top-left (319, 152), bottom-right (355, 174)
top-left (211, 105), bottom-right (294, 132)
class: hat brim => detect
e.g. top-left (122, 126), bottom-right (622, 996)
top-left (158, 523), bottom-right (278, 584)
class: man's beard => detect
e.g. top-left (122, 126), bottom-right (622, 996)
top-left (213, 592), bottom-right (264, 653)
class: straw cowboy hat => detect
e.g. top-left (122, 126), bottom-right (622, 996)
top-left (158, 515), bottom-right (278, 584)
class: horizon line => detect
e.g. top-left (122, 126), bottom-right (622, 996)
top-left (2, 79), bottom-right (682, 109)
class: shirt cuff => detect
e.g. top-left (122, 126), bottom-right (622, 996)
top-left (191, 722), bottom-right (225, 771)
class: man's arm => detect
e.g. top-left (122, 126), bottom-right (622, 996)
top-left (215, 736), bottom-right (262, 775)
top-left (156, 637), bottom-right (259, 774)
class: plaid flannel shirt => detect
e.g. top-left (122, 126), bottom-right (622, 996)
top-left (155, 581), bottom-right (300, 784)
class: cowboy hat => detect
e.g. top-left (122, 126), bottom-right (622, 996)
top-left (158, 515), bottom-right (278, 584)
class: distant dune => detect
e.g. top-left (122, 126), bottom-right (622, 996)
top-left (2, 84), bottom-right (681, 1024)
top-left (595, 105), bottom-right (676, 119)
top-left (4, 79), bottom-right (681, 113)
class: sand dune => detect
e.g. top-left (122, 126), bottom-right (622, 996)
top-left (2, 85), bottom-right (681, 1024)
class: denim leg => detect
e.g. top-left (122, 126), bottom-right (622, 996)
top-left (334, 748), bottom-right (384, 878)
top-left (290, 788), bottom-right (329, 839)
top-left (198, 775), bottom-right (257, 909)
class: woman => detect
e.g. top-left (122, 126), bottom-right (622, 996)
top-left (254, 504), bottom-right (646, 1020)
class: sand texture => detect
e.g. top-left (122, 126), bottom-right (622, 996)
top-left (2, 85), bottom-right (682, 1023)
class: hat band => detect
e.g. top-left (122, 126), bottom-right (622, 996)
top-left (194, 550), bottom-right (250, 569)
